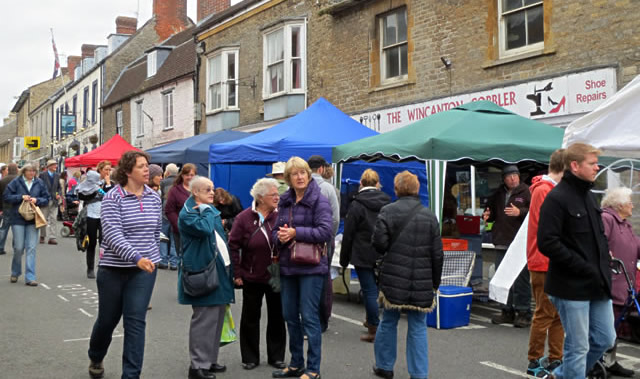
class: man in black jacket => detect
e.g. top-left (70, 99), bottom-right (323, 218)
top-left (39, 159), bottom-right (61, 245)
top-left (537, 142), bottom-right (616, 379)
top-left (484, 165), bottom-right (531, 327)
top-left (0, 163), bottom-right (18, 254)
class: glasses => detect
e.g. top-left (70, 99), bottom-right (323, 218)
top-left (201, 187), bottom-right (215, 193)
top-left (265, 193), bottom-right (280, 198)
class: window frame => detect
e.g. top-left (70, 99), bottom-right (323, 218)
top-left (206, 48), bottom-right (240, 113)
top-left (91, 80), bottom-right (98, 124)
top-left (379, 7), bottom-right (409, 84)
top-left (83, 86), bottom-right (89, 127)
top-left (162, 90), bottom-right (174, 130)
top-left (262, 21), bottom-right (306, 100)
top-left (135, 100), bottom-right (144, 137)
top-left (147, 50), bottom-right (158, 78)
top-left (498, 0), bottom-right (544, 58)
top-left (115, 109), bottom-right (123, 135)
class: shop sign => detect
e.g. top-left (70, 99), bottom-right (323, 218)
top-left (354, 68), bottom-right (617, 132)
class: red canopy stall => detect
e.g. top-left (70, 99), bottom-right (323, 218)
top-left (64, 135), bottom-right (140, 168)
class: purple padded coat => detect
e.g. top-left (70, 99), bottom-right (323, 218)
top-left (602, 207), bottom-right (640, 306)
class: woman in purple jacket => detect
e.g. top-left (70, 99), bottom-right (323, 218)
top-left (271, 157), bottom-right (333, 379)
top-left (165, 163), bottom-right (196, 260)
top-left (229, 178), bottom-right (286, 371)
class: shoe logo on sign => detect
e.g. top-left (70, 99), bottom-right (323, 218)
top-left (25, 137), bottom-right (40, 150)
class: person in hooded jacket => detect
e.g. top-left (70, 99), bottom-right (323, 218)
top-left (340, 169), bottom-right (390, 343)
top-left (371, 171), bottom-right (443, 379)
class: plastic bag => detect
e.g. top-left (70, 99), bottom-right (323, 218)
top-left (220, 305), bottom-right (237, 346)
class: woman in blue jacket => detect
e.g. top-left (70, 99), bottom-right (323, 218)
top-left (178, 176), bottom-right (234, 379)
top-left (4, 163), bottom-right (50, 286)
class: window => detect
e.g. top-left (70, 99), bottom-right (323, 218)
top-left (380, 8), bottom-right (408, 82)
top-left (91, 80), bottom-right (98, 124)
top-left (263, 22), bottom-right (306, 98)
top-left (83, 87), bottom-right (89, 126)
top-left (207, 50), bottom-right (239, 112)
top-left (72, 95), bottom-right (77, 115)
top-left (499, 0), bottom-right (544, 56)
top-left (163, 91), bottom-right (174, 130)
top-left (116, 110), bottom-right (123, 135)
top-left (135, 100), bottom-right (144, 137)
top-left (147, 51), bottom-right (157, 77)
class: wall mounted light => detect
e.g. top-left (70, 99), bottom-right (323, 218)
top-left (440, 57), bottom-right (452, 69)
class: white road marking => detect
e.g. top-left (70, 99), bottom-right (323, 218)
top-left (78, 308), bottom-right (93, 317)
top-left (619, 343), bottom-right (640, 351)
top-left (457, 323), bottom-right (487, 330)
top-left (473, 304), bottom-right (501, 313)
top-left (479, 361), bottom-right (534, 378)
top-left (57, 295), bottom-right (69, 302)
top-left (331, 313), bottom-right (363, 326)
top-left (40, 283), bottom-right (51, 290)
top-left (470, 314), bottom-right (494, 323)
top-left (64, 334), bottom-right (123, 343)
top-left (615, 352), bottom-right (640, 364)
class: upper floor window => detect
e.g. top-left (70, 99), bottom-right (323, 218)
top-left (115, 110), bottom-right (123, 135)
top-left (380, 8), bottom-right (408, 83)
top-left (83, 87), bottom-right (90, 126)
top-left (207, 49), bottom-right (239, 112)
top-left (163, 90), bottom-right (174, 130)
top-left (91, 80), bottom-right (98, 124)
top-left (135, 100), bottom-right (144, 137)
top-left (147, 51), bottom-right (158, 78)
top-left (499, 0), bottom-right (543, 57)
top-left (263, 22), bottom-right (305, 98)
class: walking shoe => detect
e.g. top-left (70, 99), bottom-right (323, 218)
top-left (372, 365), bottom-right (394, 379)
top-left (491, 309), bottom-right (515, 325)
top-left (188, 367), bottom-right (215, 379)
top-left (242, 362), bottom-right (259, 370)
top-left (607, 361), bottom-right (635, 377)
top-left (527, 359), bottom-right (551, 378)
top-left (169, 264), bottom-right (178, 271)
top-left (25, 281), bottom-right (38, 287)
top-left (360, 325), bottom-right (377, 343)
top-left (545, 359), bottom-right (562, 372)
top-left (157, 262), bottom-right (169, 270)
top-left (272, 367), bottom-right (305, 378)
top-left (209, 363), bottom-right (226, 373)
top-left (88, 361), bottom-right (104, 379)
top-left (48, 239), bottom-right (58, 245)
top-left (87, 270), bottom-right (96, 279)
top-left (513, 312), bottom-right (532, 328)
top-left (268, 361), bottom-right (286, 369)
top-left (10, 276), bottom-right (17, 283)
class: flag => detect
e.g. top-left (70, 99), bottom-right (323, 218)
top-left (51, 30), bottom-right (60, 79)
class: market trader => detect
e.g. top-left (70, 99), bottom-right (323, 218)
top-left (537, 142), bottom-right (616, 379)
top-left (483, 165), bottom-right (531, 327)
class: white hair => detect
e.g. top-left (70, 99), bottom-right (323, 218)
top-left (189, 176), bottom-right (213, 193)
top-left (250, 178), bottom-right (279, 201)
top-left (601, 187), bottom-right (632, 209)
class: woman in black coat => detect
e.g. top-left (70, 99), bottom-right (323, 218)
top-left (371, 171), bottom-right (443, 379)
top-left (339, 169), bottom-right (390, 342)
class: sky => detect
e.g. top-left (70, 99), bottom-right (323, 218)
top-left (0, 0), bottom-right (202, 122)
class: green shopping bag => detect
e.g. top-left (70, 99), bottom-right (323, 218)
top-left (220, 305), bottom-right (237, 346)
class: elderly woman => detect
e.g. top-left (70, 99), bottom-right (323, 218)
top-left (229, 178), bottom-right (286, 371)
top-left (340, 169), bottom-right (391, 342)
top-left (166, 163), bottom-right (197, 261)
top-left (178, 176), bottom-right (234, 379)
top-left (371, 171), bottom-right (443, 379)
top-left (87, 151), bottom-right (161, 379)
top-left (600, 187), bottom-right (640, 378)
top-left (4, 163), bottom-right (50, 286)
top-left (271, 157), bottom-right (333, 379)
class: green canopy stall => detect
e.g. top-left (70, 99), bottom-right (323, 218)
top-left (332, 101), bottom-right (565, 221)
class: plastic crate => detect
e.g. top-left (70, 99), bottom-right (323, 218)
top-left (442, 238), bottom-right (468, 251)
top-left (427, 286), bottom-right (473, 329)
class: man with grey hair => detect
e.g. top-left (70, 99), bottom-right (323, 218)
top-left (0, 163), bottom-right (18, 254)
top-left (39, 159), bottom-right (61, 245)
top-left (159, 163), bottom-right (179, 269)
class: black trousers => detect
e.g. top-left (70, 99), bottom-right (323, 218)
top-left (86, 217), bottom-right (101, 271)
top-left (240, 281), bottom-right (286, 365)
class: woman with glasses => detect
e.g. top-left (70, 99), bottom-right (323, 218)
top-left (229, 178), bottom-right (286, 371)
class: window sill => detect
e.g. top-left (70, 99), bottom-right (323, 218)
top-left (483, 47), bottom-right (556, 69)
top-left (262, 91), bottom-right (305, 101)
top-left (206, 108), bottom-right (240, 116)
top-left (369, 79), bottom-right (415, 94)
top-left (162, 127), bottom-right (174, 132)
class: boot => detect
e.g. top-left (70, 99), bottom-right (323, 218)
top-left (360, 325), bottom-right (377, 342)
top-left (514, 312), bottom-right (532, 328)
top-left (491, 309), bottom-right (515, 325)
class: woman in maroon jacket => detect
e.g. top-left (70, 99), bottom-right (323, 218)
top-left (229, 178), bottom-right (286, 371)
top-left (164, 163), bottom-right (196, 259)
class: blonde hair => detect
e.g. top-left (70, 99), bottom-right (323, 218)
top-left (283, 157), bottom-right (312, 186)
top-left (360, 168), bottom-right (380, 188)
top-left (394, 171), bottom-right (419, 197)
top-left (564, 143), bottom-right (601, 168)
top-left (601, 187), bottom-right (632, 210)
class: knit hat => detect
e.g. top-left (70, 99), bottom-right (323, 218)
top-left (502, 165), bottom-right (520, 177)
top-left (149, 164), bottom-right (163, 182)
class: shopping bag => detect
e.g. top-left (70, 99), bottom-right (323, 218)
top-left (32, 203), bottom-right (48, 229)
top-left (219, 305), bottom-right (237, 347)
top-left (18, 200), bottom-right (35, 221)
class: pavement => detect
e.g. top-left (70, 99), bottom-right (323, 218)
top-left (1, 234), bottom-right (639, 378)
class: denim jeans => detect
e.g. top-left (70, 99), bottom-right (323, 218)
top-left (88, 267), bottom-right (157, 379)
top-left (355, 266), bottom-right (380, 326)
top-left (0, 210), bottom-right (12, 253)
top-left (374, 308), bottom-right (429, 379)
top-left (549, 296), bottom-right (616, 379)
top-left (11, 224), bottom-right (38, 282)
top-left (159, 219), bottom-right (178, 265)
top-left (281, 274), bottom-right (324, 374)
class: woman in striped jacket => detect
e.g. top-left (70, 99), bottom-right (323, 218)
top-left (87, 151), bottom-right (162, 379)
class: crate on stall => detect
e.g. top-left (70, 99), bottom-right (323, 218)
top-left (442, 238), bottom-right (468, 251)
top-left (427, 285), bottom-right (473, 329)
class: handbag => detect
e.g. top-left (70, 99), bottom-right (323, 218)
top-left (18, 200), bottom-right (35, 221)
top-left (181, 248), bottom-right (219, 297)
top-left (288, 208), bottom-right (327, 265)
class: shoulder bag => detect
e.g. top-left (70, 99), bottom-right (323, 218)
top-left (182, 243), bottom-right (219, 297)
top-left (288, 208), bottom-right (327, 265)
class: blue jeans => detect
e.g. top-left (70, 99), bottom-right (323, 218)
top-left (11, 224), bottom-right (38, 282)
top-left (549, 296), bottom-right (616, 379)
top-left (159, 219), bottom-right (178, 265)
top-left (281, 274), bottom-right (324, 374)
top-left (89, 267), bottom-right (157, 379)
top-left (355, 266), bottom-right (380, 326)
top-left (374, 308), bottom-right (429, 379)
top-left (0, 210), bottom-right (12, 253)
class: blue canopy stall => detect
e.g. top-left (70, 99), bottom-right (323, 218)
top-left (146, 130), bottom-right (249, 175)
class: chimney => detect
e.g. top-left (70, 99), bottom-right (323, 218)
top-left (153, 0), bottom-right (189, 41)
top-left (116, 16), bottom-right (137, 35)
top-left (81, 44), bottom-right (98, 58)
top-left (67, 56), bottom-right (82, 80)
top-left (197, 0), bottom-right (231, 22)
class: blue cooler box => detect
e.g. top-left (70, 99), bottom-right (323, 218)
top-left (427, 286), bottom-right (473, 329)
